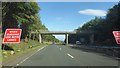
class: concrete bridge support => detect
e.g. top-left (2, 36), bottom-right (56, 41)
top-left (39, 34), bottom-right (42, 43)
top-left (65, 34), bottom-right (69, 46)
top-left (89, 34), bottom-right (94, 44)
top-left (38, 33), bottom-right (69, 46)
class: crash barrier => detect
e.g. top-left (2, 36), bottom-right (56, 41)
top-left (71, 45), bottom-right (120, 58)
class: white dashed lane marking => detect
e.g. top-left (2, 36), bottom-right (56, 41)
top-left (67, 53), bottom-right (74, 59)
top-left (60, 48), bottom-right (61, 50)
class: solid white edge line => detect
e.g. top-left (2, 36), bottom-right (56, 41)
top-left (38, 47), bottom-right (44, 51)
top-left (16, 45), bottom-right (47, 66)
top-left (67, 53), bottom-right (74, 58)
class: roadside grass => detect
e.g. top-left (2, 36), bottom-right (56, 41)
top-left (2, 39), bottom-right (47, 61)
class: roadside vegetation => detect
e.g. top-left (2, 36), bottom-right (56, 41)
top-left (2, 39), bottom-right (47, 61)
top-left (2, 2), bottom-right (61, 61)
top-left (69, 2), bottom-right (120, 46)
top-left (2, 2), bottom-right (60, 43)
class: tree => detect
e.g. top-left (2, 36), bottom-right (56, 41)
top-left (2, 2), bottom-right (40, 39)
top-left (69, 2), bottom-right (120, 45)
top-left (2, 2), bottom-right (60, 42)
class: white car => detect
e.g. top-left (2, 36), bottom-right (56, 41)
top-left (76, 41), bottom-right (81, 45)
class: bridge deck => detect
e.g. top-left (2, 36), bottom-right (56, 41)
top-left (31, 31), bottom-right (76, 34)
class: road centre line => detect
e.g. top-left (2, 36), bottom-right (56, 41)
top-left (67, 53), bottom-right (74, 59)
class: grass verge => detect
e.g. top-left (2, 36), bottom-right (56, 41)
top-left (2, 39), bottom-right (47, 62)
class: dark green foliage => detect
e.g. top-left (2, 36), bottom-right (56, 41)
top-left (2, 2), bottom-right (59, 42)
top-left (69, 2), bottom-right (120, 45)
top-left (42, 35), bottom-right (59, 42)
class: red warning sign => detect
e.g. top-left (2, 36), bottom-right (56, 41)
top-left (113, 31), bottom-right (120, 44)
top-left (3, 29), bottom-right (22, 43)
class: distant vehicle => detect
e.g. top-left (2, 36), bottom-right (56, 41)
top-left (76, 41), bottom-right (81, 45)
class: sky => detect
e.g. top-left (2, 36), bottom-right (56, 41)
top-left (38, 2), bottom-right (118, 41)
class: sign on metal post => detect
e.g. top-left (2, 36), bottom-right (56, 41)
top-left (3, 29), bottom-right (22, 43)
top-left (113, 31), bottom-right (120, 44)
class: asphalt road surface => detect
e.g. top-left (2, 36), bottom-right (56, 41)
top-left (17, 45), bottom-right (118, 66)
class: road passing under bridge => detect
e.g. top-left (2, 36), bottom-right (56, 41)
top-left (17, 45), bottom-right (118, 66)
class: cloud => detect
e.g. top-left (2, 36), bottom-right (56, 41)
top-left (78, 9), bottom-right (107, 16)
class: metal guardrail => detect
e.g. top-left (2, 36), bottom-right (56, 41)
top-left (87, 45), bottom-right (120, 49)
top-left (71, 45), bottom-right (120, 58)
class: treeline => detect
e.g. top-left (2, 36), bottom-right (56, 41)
top-left (2, 2), bottom-right (59, 43)
top-left (69, 2), bottom-right (120, 45)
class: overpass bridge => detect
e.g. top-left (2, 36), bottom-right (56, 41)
top-left (37, 31), bottom-right (76, 34)
top-left (31, 30), bottom-right (94, 45)
top-left (31, 31), bottom-right (76, 45)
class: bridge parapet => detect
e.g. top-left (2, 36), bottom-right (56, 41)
top-left (31, 31), bottom-right (76, 34)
